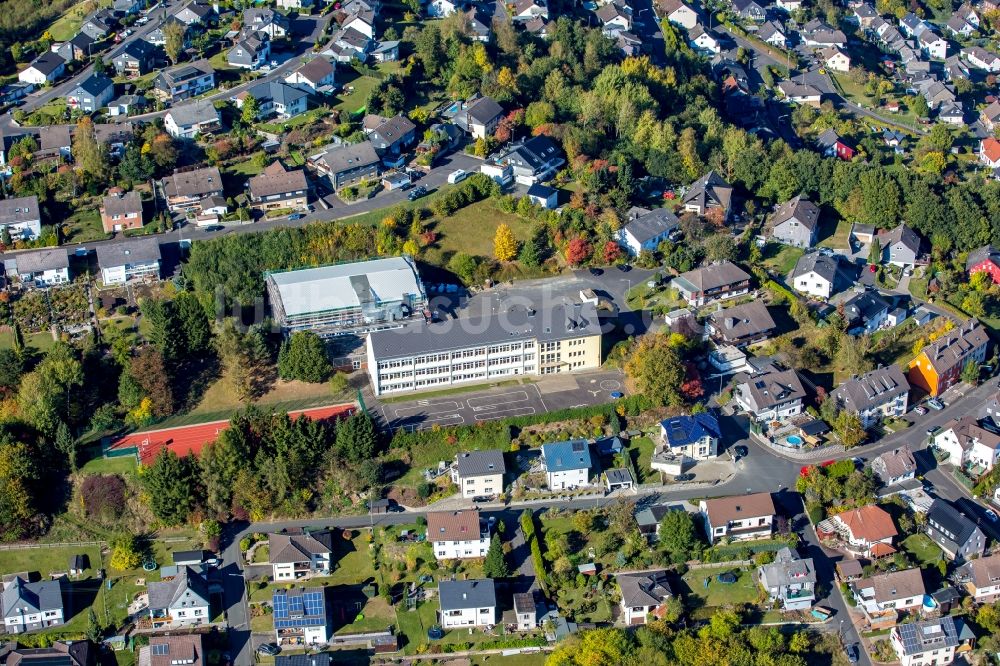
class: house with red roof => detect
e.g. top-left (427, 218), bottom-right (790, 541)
top-left (980, 137), bottom-right (1000, 169)
top-left (820, 505), bottom-right (898, 558)
top-left (968, 245), bottom-right (1000, 285)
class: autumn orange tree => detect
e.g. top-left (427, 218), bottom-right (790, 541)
top-left (494, 223), bottom-right (518, 262)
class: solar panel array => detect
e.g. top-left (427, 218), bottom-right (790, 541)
top-left (273, 589), bottom-right (326, 628)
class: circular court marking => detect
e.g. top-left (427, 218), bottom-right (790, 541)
top-left (600, 380), bottom-right (622, 391)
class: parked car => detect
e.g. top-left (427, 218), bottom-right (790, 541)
top-left (913, 405), bottom-right (927, 415)
top-left (844, 644), bottom-right (859, 664)
top-left (256, 644), bottom-right (280, 657)
top-left (734, 445), bottom-right (749, 458)
top-left (927, 398), bottom-right (945, 410)
top-left (926, 425), bottom-right (941, 437)
top-left (408, 186), bottom-right (428, 201)
top-left (589, 267), bottom-right (603, 276)
top-left (673, 473), bottom-right (695, 482)
top-left (447, 169), bottom-right (469, 184)
top-left (288, 213), bottom-right (304, 221)
top-left (986, 509), bottom-right (998, 522)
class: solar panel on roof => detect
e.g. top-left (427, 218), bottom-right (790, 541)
top-left (152, 644), bottom-right (169, 656)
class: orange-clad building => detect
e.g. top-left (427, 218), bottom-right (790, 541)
top-left (908, 321), bottom-right (990, 397)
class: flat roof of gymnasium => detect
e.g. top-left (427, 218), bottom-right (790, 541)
top-left (267, 256), bottom-right (424, 317)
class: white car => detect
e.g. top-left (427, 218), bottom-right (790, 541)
top-left (447, 169), bottom-right (469, 184)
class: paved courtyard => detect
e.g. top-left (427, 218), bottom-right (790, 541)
top-left (375, 370), bottom-right (627, 432)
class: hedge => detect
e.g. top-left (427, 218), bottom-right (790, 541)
top-left (521, 510), bottom-right (548, 595)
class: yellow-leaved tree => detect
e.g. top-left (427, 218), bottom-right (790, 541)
top-left (494, 223), bottom-right (517, 262)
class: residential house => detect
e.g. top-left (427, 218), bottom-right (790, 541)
top-left (758, 547), bottom-right (816, 610)
top-left (980, 138), bottom-right (1000, 170)
top-left (147, 566), bottom-right (210, 628)
top-left (802, 19), bottom-right (847, 47)
top-left (112, 40), bottom-right (158, 77)
top-left (926, 499), bottom-right (986, 561)
top-left (957, 3), bottom-right (980, 27)
top-left (826, 504), bottom-right (898, 558)
top-left (148, 16), bottom-right (188, 46)
top-left (853, 3), bottom-right (878, 27)
top-left (427, 510), bottom-right (490, 560)
top-left (342, 10), bottom-right (375, 38)
top-left (14, 249), bottom-right (70, 287)
top-left (248, 161), bottom-right (309, 213)
top-left (908, 321), bottom-right (989, 396)
top-left (512, 0), bottom-right (548, 21)
top-left (0, 196), bottom-right (42, 240)
top-left (842, 290), bottom-right (891, 336)
top-left (618, 206), bottom-right (679, 255)
top-left (522, 17), bottom-right (551, 37)
top-left (493, 135), bottom-right (564, 185)
top-left (307, 142), bottom-right (380, 189)
top-left (706, 300), bottom-right (777, 346)
top-left (36, 126), bottom-right (71, 162)
top-left (114, 0), bottom-right (147, 13)
top-left (816, 128), bottom-right (855, 160)
top-left (732, 0), bottom-right (766, 20)
top-left (66, 74), bottom-right (114, 114)
top-left (370, 40), bottom-right (400, 62)
top-left (146, 636), bottom-right (204, 666)
top-left (963, 46), bottom-right (1000, 72)
top-left (872, 445), bottom-right (917, 486)
top-left (958, 552), bottom-right (1000, 603)
top-left (272, 587), bottom-right (329, 646)
top-left (464, 9), bottom-right (492, 42)
top-left (228, 31), bottom-right (270, 70)
top-left (461, 96), bottom-right (504, 139)
top-left (18, 53), bottom-right (65, 85)
top-left (285, 57), bottom-right (336, 95)
top-left (830, 365), bottom-right (910, 429)
top-left (67, 33), bottom-right (97, 62)
top-left (512, 592), bottom-right (539, 630)
top-left (689, 25), bottom-right (722, 54)
top-left (526, 183), bottom-right (558, 209)
top-left (542, 440), bottom-right (593, 489)
top-left (244, 8), bottom-right (289, 39)
top-left (164, 101), bottom-right (220, 139)
top-left (876, 223), bottom-right (920, 267)
top-left (770, 195), bottom-right (821, 248)
top-left (919, 29), bottom-right (948, 59)
top-left (635, 504), bottom-right (678, 541)
top-left (852, 568), bottom-right (926, 623)
top-left (605, 468), bottom-right (634, 491)
top-left (616, 570), bottom-right (675, 625)
top-left (659, 0), bottom-right (698, 29)
top-left (658, 412), bottom-right (720, 460)
top-left (820, 47), bottom-right (850, 72)
top-left (100, 188), bottom-right (143, 233)
top-left (364, 114), bottom-right (416, 156)
top-left (79, 13), bottom-right (114, 40)
top-left (759, 21), bottom-right (787, 48)
top-left (451, 450), bottom-right (505, 499)
top-left (934, 414), bottom-right (1000, 473)
top-left (968, 245), bottom-right (1000, 284)
top-left (236, 81), bottom-right (308, 120)
top-left (671, 261), bottom-right (752, 307)
top-left (883, 129), bottom-right (906, 154)
top-left (162, 166), bottom-right (224, 212)
top-left (426, 0), bottom-right (457, 17)
top-left (681, 170), bottom-right (733, 219)
top-left (173, 2), bottom-right (213, 26)
top-left (107, 94), bottom-right (146, 117)
top-left (153, 60), bottom-right (215, 102)
top-left (699, 492), bottom-right (776, 544)
top-left (277, 0), bottom-right (314, 10)
top-left (438, 579), bottom-right (496, 629)
top-left (947, 13), bottom-right (976, 36)
top-left (891, 617), bottom-right (960, 666)
top-left (777, 81), bottom-right (823, 106)
top-left (1, 640), bottom-right (94, 666)
top-left (775, 0), bottom-right (800, 10)
top-left (733, 367), bottom-right (806, 422)
top-left (267, 529), bottom-right (335, 580)
top-left (1, 578), bottom-right (64, 633)
top-left (789, 252), bottom-right (843, 300)
top-left (596, 3), bottom-right (632, 34)
top-left (324, 27), bottom-right (372, 62)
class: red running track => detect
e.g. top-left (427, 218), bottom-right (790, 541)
top-left (109, 403), bottom-right (356, 466)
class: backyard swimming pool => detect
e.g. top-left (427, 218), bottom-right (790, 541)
top-left (784, 435), bottom-right (803, 447)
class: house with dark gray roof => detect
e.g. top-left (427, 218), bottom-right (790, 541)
top-left (1, 577), bottom-right (65, 633)
top-left (769, 195), bottom-right (820, 248)
top-left (453, 96), bottom-right (504, 139)
top-left (439, 579), bottom-right (496, 628)
top-left (681, 171), bottom-right (733, 220)
top-left (1, 639), bottom-right (94, 666)
top-left (228, 31), bottom-right (271, 70)
top-left (13, 248), bottom-right (70, 287)
top-left (18, 53), bottom-right (66, 85)
top-left (153, 60), bottom-right (215, 103)
top-left (112, 39), bottom-right (158, 77)
top-left (876, 223), bottom-right (921, 267)
top-left (758, 547), bottom-right (816, 610)
top-left (733, 368), bottom-right (806, 422)
top-left (248, 161), bottom-right (309, 213)
top-left (891, 617), bottom-right (959, 666)
top-left (165, 100), bottom-right (221, 139)
top-left (452, 450), bottom-right (505, 498)
top-left (671, 261), bottom-right (752, 306)
top-left (706, 300), bottom-right (777, 346)
top-left (364, 114), bottom-right (416, 156)
top-left (66, 74), bottom-right (114, 113)
top-left (243, 7), bottom-right (288, 39)
top-left (872, 445), bottom-right (917, 487)
top-left (0, 195), bottom-right (42, 240)
top-left (830, 365), bottom-right (910, 429)
top-left (616, 570), bottom-right (674, 625)
top-left (493, 135), bottom-right (564, 185)
top-left (96, 237), bottom-right (160, 285)
top-left (308, 142), bottom-right (380, 190)
top-left (147, 566), bottom-right (210, 628)
top-left (842, 290), bottom-right (891, 335)
top-left (618, 206), bottom-right (679, 256)
top-left (236, 81), bottom-right (308, 120)
top-left (789, 252), bottom-right (845, 300)
top-left (926, 499), bottom-right (985, 561)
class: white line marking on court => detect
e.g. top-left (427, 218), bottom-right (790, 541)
top-left (530, 383), bottom-right (549, 412)
top-left (393, 400), bottom-right (463, 419)
top-left (474, 406), bottom-right (536, 421)
top-left (467, 391), bottom-right (530, 410)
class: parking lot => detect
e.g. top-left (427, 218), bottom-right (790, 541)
top-left (377, 370), bottom-right (627, 432)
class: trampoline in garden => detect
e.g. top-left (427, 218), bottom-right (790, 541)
top-left (427, 626), bottom-right (444, 640)
top-left (716, 573), bottom-right (738, 584)
top-left (142, 560), bottom-right (157, 571)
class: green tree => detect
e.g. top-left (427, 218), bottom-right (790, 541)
top-left (164, 20), bottom-right (186, 64)
top-left (55, 420), bottom-right (76, 471)
top-left (278, 331), bottom-right (332, 383)
top-left (335, 412), bottom-right (377, 465)
top-left (659, 509), bottom-right (698, 563)
top-left (118, 144), bottom-right (156, 183)
top-left (142, 450), bottom-right (200, 525)
top-left (85, 608), bottom-right (102, 642)
top-left (483, 534), bottom-right (510, 578)
top-left (868, 237), bottom-right (882, 265)
top-left (961, 359), bottom-right (980, 385)
top-left (834, 411), bottom-right (866, 448)
top-left (241, 94), bottom-right (260, 124)
top-left (175, 292), bottom-right (211, 353)
top-left (72, 117), bottom-right (108, 183)
top-left (624, 335), bottom-right (686, 407)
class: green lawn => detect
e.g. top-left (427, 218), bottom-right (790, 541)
top-left (901, 533), bottom-right (943, 567)
top-left (63, 207), bottom-right (110, 244)
top-left (817, 218), bottom-right (852, 250)
top-left (333, 73), bottom-right (380, 115)
top-left (0, 544), bottom-right (103, 577)
top-left (395, 599), bottom-right (438, 653)
top-left (622, 436), bottom-right (655, 483)
top-left (0, 329), bottom-right (59, 353)
top-left (257, 107), bottom-right (332, 133)
top-left (48, 0), bottom-right (110, 41)
top-left (78, 456), bottom-right (139, 476)
top-left (225, 152), bottom-right (269, 177)
top-left (334, 596), bottom-right (395, 635)
top-left (682, 565), bottom-right (761, 618)
top-left (250, 611), bottom-right (273, 633)
top-left (249, 531), bottom-right (375, 602)
top-left (421, 199), bottom-right (535, 265)
top-left (762, 244), bottom-right (805, 277)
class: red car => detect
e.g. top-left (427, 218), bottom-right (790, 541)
top-left (869, 264), bottom-right (877, 272)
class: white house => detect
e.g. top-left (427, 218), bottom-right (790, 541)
top-left (0, 195), bottom-right (42, 240)
top-left (824, 504), bottom-right (898, 558)
top-left (18, 53), bottom-right (65, 85)
top-left (1, 578), bottom-right (64, 633)
top-left (661, 0), bottom-right (698, 29)
top-left (872, 446), bottom-right (917, 487)
top-left (272, 587), bottom-right (328, 646)
top-left (542, 440), bottom-right (593, 489)
top-left (618, 207), bottom-right (678, 255)
top-left (829, 365), bottom-right (910, 430)
top-left (820, 47), bottom-right (851, 72)
top-left (343, 11), bottom-right (375, 39)
top-left (733, 368), bottom-right (806, 422)
top-left (890, 617), bottom-right (959, 666)
top-left (933, 415), bottom-right (1000, 474)
top-left (438, 579), bottom-right (496, 629)
top-left (958, 553), bottom-right (1000, 603)
top-left (164, 101), bottom-right (221, 139)
top-left (689, 25), bottom-right (721, 54)
top-left (963, 46), bottom-right (1000, 72)
top-left (451, 450), bottom-right (505, 499)
top-left (285, 57), bottom-right (336, 95)
top-left (758, 547), bottom-right (817, 611)
top-left (699, 492), bottom-right (775, 545)
top-left (147, 567), bottom-right (210, 628)
top-left (919, 30), bottom-right (948, 59)
top-left (851, 568), bottom-right (925, 618)
top-left (267, 529), bottom-right (335, 581)
top-left (659, 413), bottom-right (720, 461)
top-left (15, 249), bottom-right (71, 287)
top-left (427, 510), bottom-right (490, 560)
top-left (96, 238), bottom-right (162, 286)
top-left (789, 252), bottom-right (841, 300)
top-left (616, 570), bottom-right (674, 625)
